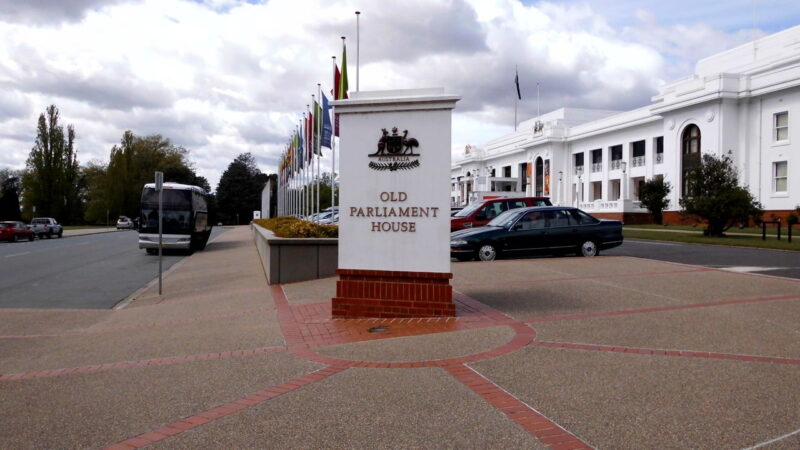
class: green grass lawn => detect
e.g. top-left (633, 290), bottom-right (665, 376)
top-left (625, 223), bottom-right (794, 236)
top-left (624, 229), bottom-right (800, 251)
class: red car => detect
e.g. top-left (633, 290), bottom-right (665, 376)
top-left (451, 197), bottom-right (552, 231)
top-left (0, 221), bottom-right (35, 242)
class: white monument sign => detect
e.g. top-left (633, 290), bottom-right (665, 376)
top-left (332, 89), bottom-right (460, 318)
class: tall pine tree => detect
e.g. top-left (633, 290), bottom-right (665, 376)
top-left (23, 105), bottom-right (80, 223)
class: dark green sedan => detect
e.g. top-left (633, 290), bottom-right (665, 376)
top-left (450, 206), bottom-right (623, 261)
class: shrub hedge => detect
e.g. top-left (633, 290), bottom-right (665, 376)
top-left (253, 216), bottom-right (338, 238)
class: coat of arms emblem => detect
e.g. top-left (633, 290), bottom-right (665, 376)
top-left (368, 127), bottom-right (420, 171)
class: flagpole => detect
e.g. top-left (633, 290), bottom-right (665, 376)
top-left (514, 64), bottom-right (518, 132)
top-left (356, 11), bottom-right (360, 92)
top-left (537, 81), bottom-right (540, 119)
top-left (316, 83), bottom-right (322, 222)
top-left (331, 55), bottom-right (337, 213)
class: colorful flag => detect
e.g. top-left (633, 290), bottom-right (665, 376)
top-left (321, 94), bottom-right (332, 149)
top-left (339, 42), bottom-right (349, 100)
top-left (313, 100), bottom-right (323, 155)
top-left (333, 65), bottom-right (341, 100)
top-left (515, 68), bottom-right (521, 100)
top-left (306, 110), bottom-right (313, 161)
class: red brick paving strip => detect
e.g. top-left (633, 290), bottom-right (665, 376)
top-left (0, 346), bottom-right (287, 381)
top-left (530, 341), bottom-right (800, 365)
top-left (525, 294), bottom-right (800, 324)
top-left (104, 366), bottom-right (347, 449)
top-left (0, 306), bottom-right (275, 339)
top-left (444, 364), bottom-right (592, 449)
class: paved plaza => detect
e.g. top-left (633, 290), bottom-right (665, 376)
top-left (1, 226), bottom-right (799, 449)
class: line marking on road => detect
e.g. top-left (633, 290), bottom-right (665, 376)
top-left (742, 427), bottom-right (800, 449)
top-left (4, 252), bottom-right (30, 258)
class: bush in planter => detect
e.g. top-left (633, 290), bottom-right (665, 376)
top-left (254, 216), bottom-right (338, 238)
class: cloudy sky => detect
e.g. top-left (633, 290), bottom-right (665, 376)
top-left (1, 0), bottom-right (799, 189)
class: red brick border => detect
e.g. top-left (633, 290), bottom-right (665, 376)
top-left (530, 341), bottom-right (800, 365)
top-left (0, 346), bottom-right (286, 381)
top-left (104, 366), bottom-right (346, 449)
top-left (444, 364), bottom-right (592, 449)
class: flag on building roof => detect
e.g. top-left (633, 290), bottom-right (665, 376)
top-left (515, 67), bottom-right (521, 100)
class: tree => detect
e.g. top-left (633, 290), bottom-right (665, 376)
top-left (92, 131), bottom-right (208, 221)
top-left (22, 105), bottom-right (81, 223)
top-left (80, 162), bottom-right (110, 225)
top-left (0, 169), bottom-right (23, 221)
top-left (679, 153), bottom-right (762, 236)
top-left (638, 177), bottom-right (671, 225)
top-left (216, 153), bottom-right (267, 225)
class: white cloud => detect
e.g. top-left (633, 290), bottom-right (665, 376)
top-left (0, 0), bottom-right (788, 189)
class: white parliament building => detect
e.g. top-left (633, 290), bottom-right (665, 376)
top-left (451, 25), bottom-right (800, 224)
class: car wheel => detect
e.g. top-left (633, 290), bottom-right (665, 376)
top-left (13, 234), bottom-right (19, 242)
top-left (28, 234), bottom-right (34, 242)
top-left (477, 244), bottom-right (498, 262)
top-left (579, 240), bottom-right (598, 257)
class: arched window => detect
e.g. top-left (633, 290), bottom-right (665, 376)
top-left (681, 124), bottom-right (702, 196)
top-left (682, 124), bottom-right (701, 155)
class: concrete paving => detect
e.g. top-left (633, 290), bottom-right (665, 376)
top-left (1, 225), bottom-right (798, 449)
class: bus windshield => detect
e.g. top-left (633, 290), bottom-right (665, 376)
top-left (139, 188), bottom-right (194, 234)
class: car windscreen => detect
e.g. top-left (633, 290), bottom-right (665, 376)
top-left (486, 209), bottom-right (522, 228)
top-left (453, 202), bottom-right (483, 218)
top-left (0, 222), bottom-right (14, 228)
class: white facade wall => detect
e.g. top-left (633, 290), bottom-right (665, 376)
top-left (452, 26), bottom-right (800, 216)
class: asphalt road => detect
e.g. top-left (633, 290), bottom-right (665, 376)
top-left (605, 238), bottom-right (800, 280)
top-left (0, 227), bottom-right (229, 309)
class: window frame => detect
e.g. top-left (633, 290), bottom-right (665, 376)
top-left (772, 161), bottom-right (788, 194)
top-left (773, 111), bottom-right (789, 143)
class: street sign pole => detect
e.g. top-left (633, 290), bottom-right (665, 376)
top-left (155, 171), bottom-right (164, 296)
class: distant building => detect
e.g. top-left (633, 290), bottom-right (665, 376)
top-left (452, 25), bottom-right (800, 223)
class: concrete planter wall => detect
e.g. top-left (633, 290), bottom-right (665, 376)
top-left (251, 224), bottom-right (338, 285)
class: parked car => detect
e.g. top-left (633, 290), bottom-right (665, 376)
top-left (30, 217), bottom-right (63, 239)
top-left (450, 206), bottom-right (623, 261)
top-left (451, 197), bottom-right (552, 231)
top-left (116, 216), bottom-right (134, 229)
top-left (0, 221), bottom-right (34, 242)
top-left (450, 207), bottom-right (463, 216)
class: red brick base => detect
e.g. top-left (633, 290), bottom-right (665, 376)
top-left (332, 269), bottom-right (455, 318)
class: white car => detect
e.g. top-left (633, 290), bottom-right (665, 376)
top-left (116, 216), bottom-right (134, 230)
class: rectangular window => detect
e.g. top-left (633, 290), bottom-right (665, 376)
top-left (610, 145), bottom-right (623, 161)
top-left (591, 149), bottom-right (602, 164)
top-left (774, 112), bottom-right (788, 142)
top-left (503, 166), bottom-right (511, 177)
top-left (574, 153), bottom-right (584, 167)
top-left (655, 137), bottom-right (664, 154)
top-left (632, 141), bottom-right (645, 157)
top-left (773, 161), bottom-right (787, 192)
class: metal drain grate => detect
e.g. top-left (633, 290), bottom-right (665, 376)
top-left (367, 326), bottom-right (389, 333)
